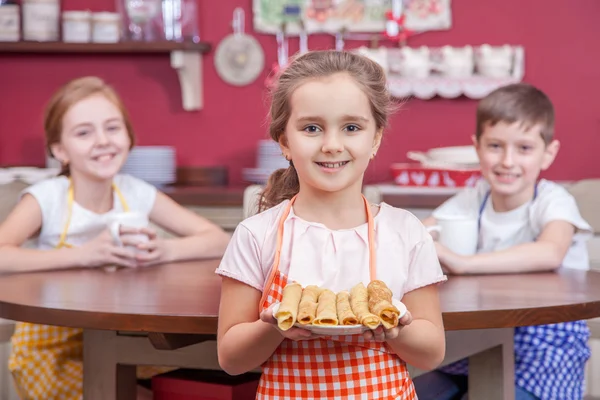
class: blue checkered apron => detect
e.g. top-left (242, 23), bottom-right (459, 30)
top-left (440, 186), bottom-right (591, 400)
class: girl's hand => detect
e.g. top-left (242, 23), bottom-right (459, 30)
top-left (120, 227), bottom-right (173, 267)
top-left (363, 310), bottom-right (413, 342)
top-left (77, 229), bottom-right (138, 269)
top-left (259, 305), bottom-right (318, 341)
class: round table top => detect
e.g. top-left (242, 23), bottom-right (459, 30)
top-left (1, 260), bottom-right (599, 333)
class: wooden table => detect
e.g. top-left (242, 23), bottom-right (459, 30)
top-left (1, 261), bottom-right (600, 400)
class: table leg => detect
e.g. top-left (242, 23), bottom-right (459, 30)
top-left (408, 328), bottom-right (515, 400)
top-left (468, 328), bottom-right (515, 400)
top-left (83, 329), bottom-right (137, 400)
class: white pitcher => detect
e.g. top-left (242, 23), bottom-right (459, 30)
top-left (436, 45), bottom-right (474, 78)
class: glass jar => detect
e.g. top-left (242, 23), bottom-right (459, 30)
top-left (62, 10), bottom-right (91, 43)
top-left (22, 0), bottom-right (60, 41)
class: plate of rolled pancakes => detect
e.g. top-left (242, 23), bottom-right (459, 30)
top-left (272, 280), bottom-right (407, 336)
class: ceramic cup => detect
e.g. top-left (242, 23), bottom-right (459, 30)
top-left (106, 211), bottom-right (149, 252)
top-left (428, 214), bottom-right (479, 256)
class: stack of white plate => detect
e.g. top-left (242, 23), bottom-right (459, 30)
top-left (121, 146), bottom-right (176, 187)
top-left (242, 140), bottom-right (289, 184)
top-left (0, 167), bottom-right (60, 184)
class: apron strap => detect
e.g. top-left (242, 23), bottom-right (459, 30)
top-left (259, 194), bottom-right (377, 310)
top-left (478, 183), bottom-right (539, 231)
top-left (57, 179), bottom-right (130, 248)
top-left (113, 184), bottom-right (130, 212)
top-left (56, 184), bottom-right (76, 249)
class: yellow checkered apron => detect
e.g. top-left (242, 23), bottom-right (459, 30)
top-left (8, 181), bottom-right (173, 399)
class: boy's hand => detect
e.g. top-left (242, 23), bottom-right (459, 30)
top-left (435, 242), bottom-right (468, 275)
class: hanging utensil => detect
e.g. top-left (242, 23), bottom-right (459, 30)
top-left (299, 20), bottom-right (308, 55)
top-left (335, 29), bottom-right (345, 51)
top-left (214, 7), bottom-right (265, 86)
top-left (276, 23), bottom-right (289, 68)
top-left (265, 22), bottom-right (289, 88)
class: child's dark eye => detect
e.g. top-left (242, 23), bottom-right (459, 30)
top-left (76, 130), bottom-right (90, 136)
top-left (303, 125), bottom-right (321, 133)
top-left (487, 143), bottom-right (500, 149)
top-left (344, 124), bottom-right (361, 132)
top-left (520, 146), bottom-right (532, 152)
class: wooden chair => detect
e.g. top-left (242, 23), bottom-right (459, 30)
top-left (568, 179), bottom-right (600, 269)
top-left (568, 179), bottom-right (600, 397)
top-left (0, 182), bottom-right (24, 400)
top-left (243, 185), bottom-right (263, 219)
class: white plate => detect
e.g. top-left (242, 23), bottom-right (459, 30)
top-left (272, 298), bottom-right (407, 336)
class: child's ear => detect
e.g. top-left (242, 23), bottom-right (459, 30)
top-left (49, 143), bottom-right (68, 165)
top-left (541, 140), bottom-right (560, 171)
top-left (471, 134), bottom-right (480, 149)
top-left (372, 129), bottom-right (383, 154)
top-left (278, 135), bottom-right (290, 160)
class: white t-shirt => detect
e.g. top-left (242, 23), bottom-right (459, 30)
top-left (216, 201), bottom-right (447, 299)
top-left (433, 179), bottom-right (592, 270)
top-left (22, 174), bottom-right (157, 250)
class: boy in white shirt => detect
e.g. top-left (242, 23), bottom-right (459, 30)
top-left (415, 83), bottom-right (592, 400)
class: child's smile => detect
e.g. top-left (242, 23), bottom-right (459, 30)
top-left (92, 152), bottom-right (117, 163)
top-left (314, 160), bottom-right (351, 173)
top-left (493, 170), bottom-right (521, 184)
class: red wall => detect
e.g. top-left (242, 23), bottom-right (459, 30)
top-left (1, 0), bottom-right (599, 184)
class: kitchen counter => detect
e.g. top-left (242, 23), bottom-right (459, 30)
top-left (164, 186), bottom-right (246, 207)
top-left (165, 184), bottom-right (453, 209)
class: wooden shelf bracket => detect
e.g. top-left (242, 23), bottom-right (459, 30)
top-left (170, 50), bottom-right (203, 111)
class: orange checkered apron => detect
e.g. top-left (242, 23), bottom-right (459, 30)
top-left (256, 195), bottom-right (417, 400)
top-left (9, 181), bottom-right (172, 400)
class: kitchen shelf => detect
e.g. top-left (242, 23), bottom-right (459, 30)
top-left (0, 41), bottom-right (210, 53)
top-left (0, 41), bottom-right (212, 111)
top-left (385, 45), bottom-right (525, 100)
top-left (388, 75), bottom-right (522, 100)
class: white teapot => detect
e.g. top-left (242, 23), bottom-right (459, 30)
top-left (476, 44), bottom-right (514, 78)
top-left (397, 46), bottom-right (431, 79)
top-left (355, 46), bottom-right (389, 75)
top-left (435, 45), bottom-right (474, 78)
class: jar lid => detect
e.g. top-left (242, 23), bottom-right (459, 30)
top-left (92, 12), bottom-right (120, 22)
top-left (23, 0), bottom-right (60, 3)
top-left (63, 10), bottom-right (91, 20)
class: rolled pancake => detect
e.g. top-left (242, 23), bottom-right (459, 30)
top-left (297, 285), bottom-right (322, 325)
top-left (313, 289), bottom-right (339, 326)
top-left (275, 282), bottom-right (302, 331)
top-left (349, 283), bottom-right (380, 329)
top-left (367, 280), bottom-right (400, 329)
top-left (336, 291), bottom-right (359, 325)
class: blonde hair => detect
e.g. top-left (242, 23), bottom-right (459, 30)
top-left (44, 76), bottom-right (135, 175)
top-left (476, 83), bottom-right (555, 144)
top-left (259, 50), bottom-right (394, 211)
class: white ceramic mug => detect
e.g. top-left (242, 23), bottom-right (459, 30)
top-left (428, 214), bottom-right (479, 256)
top-left (106, 211), bottom-right (149, 251)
